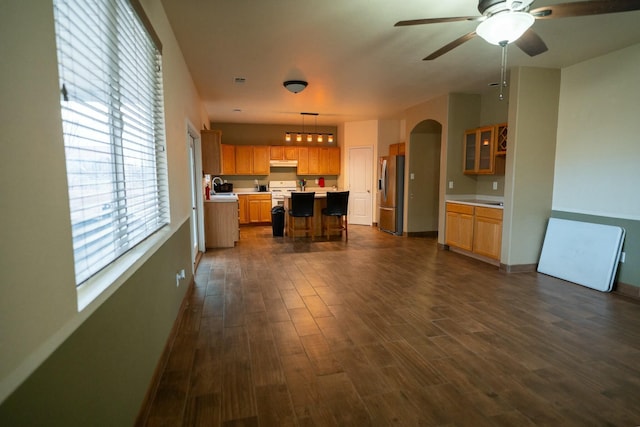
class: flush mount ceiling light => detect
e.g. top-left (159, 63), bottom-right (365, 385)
top-left (283, 80), bottom-right (308, 94)
top-left (476, 11), bottom-right (535, 45)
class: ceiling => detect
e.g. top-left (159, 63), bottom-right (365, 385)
top-left (159, 0), bottom-right (640, 126)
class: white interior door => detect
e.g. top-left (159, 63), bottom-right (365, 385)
top-left (348, 146), bottom-right (373, 225)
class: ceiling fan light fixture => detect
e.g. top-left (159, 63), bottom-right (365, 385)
top-left (283, 80), bottom-right (308, 94)
top-left (476, 11), bottom-right (534, 45)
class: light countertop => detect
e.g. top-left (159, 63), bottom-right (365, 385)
top-left (446, 199), bottom-right (504, 208)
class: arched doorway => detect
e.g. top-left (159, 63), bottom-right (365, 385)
top-left (406, 119), bottom-right (442, 237)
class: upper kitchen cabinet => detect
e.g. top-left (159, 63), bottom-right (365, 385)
top-left (297, 147), bottom-right (340, 175)
top-left (495, 123), bottom-right (508, 155)
top-left (463, 125), bottom-right (505, 175)
top-left (252, 146), bottom-right (270, 175)
top-left (270, 145), bottom-right (298, 160)
top-left (221, 144), bottom-right (236, 174)
top-left (223, 145), bottom-right (270, 175)
top-left (320, 147), bottom-right (340, 175)
top-left (201, 130), bottom-right (222, 175)
top-left (235, 145), bottom-right (253, 174)
top-left (389, 142), bottom-right (405, 156)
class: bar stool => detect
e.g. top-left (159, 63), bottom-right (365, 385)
top-left (288, 192), bottom-right (315, 240)
top-left (322, 191), bottom-right (349, 241)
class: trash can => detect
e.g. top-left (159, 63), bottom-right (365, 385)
top-left (271, 206), bottom-right (285, 236)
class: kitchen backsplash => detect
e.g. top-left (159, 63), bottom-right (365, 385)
top-left (215, 170), bottom-right (338, 191)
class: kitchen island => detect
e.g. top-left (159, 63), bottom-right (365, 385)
top-left (283, 192), bottom-right (342, 238)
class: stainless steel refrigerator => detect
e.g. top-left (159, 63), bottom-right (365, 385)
top-left (378, 155), bottom-right (405, 235)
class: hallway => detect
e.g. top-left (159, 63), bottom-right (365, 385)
top-left (141, 225), bottom-right (640, 426)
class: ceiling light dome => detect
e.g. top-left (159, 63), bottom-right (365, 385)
top-left (283, 80), bottom-right (308, 94)
top-left (476, 11), bottom-right (534, 45)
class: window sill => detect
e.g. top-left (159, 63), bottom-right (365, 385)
top-left (76, 226), bottom-right (171, 312)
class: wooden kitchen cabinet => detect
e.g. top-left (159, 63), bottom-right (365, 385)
top-left (238, 194), bottom-right (249, 224)
top-left (495, 123), bottom-right (508, 155)
top-left (445, 203), bottom-right (474, 251)
top-left (226, 145), bottom-right (269, 175)
top-left (248, 194), bottom-right (272, 223)
top-left (389, 142), bottom-right (405, 156)
top-left (473, 206), bottom-right (503, 260)
top-left (464, 126), bottom-right (496, 174)
top-left (252, 146), bottom-right (270, 175)
top-left (446, 202), bottom-right (503, 262)
top-left (238, 194), bottom-right (272, 224)
top-left (297, 147), bottom-right (309, 174)
top-left (270, 145), bottom-right (298, 160)
top-left (297, 146), bottom-right (340, 175)
top-left (235, 146), bottom-right (253, 174)
top-left (221, 144), bottom-right (236, 175)
top-left (201, 130), bottom-right (222, 174)
top-left (320, 147), bottom-right (340, 175)
top-left (204, 201), bottom-right (239, 248)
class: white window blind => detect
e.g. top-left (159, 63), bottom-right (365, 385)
top-left (53, 0), bottom-right (169, 285)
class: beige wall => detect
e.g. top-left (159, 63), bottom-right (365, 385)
top-left (502, 67), bottom-right (561, 266)
top-left (554, 43), bottom-right (640, 220)
top-left (0, 0), bottom-right (206, 415)
top-left (403, 95), bottom-right (449, 241)
top-left (407, 127), bottom-right (441, 233)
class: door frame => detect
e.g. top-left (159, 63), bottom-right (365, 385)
top-left (187, 121), bottom-right (204, 272)
top-left (348, 146), bottom-right (374, 226)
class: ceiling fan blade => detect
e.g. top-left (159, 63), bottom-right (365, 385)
top-left (395, 16), bottom-right (482, 26)
top-left (514, 29), bottom-right (548, 56)
top-left (530, 0), bottom-right (640, 19)
top-left (423, 31), bottom-right (477, 60)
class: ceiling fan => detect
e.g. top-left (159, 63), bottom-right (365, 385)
top-left (395, 0), bottom-right (640, 60)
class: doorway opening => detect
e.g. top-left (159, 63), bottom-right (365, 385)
top-left (406, 120), bottom-right (442, 237)
top-left (187, 124), bottom-right (204, 271)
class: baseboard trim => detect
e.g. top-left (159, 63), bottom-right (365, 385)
top-left (613, 281), bottom-right (640, 300)
top-left (135, 277), bottom-right (195, 426)
top-left (447, 246), bottom-right (500, 267)
top-left (406, 231), bottom-right (438, 238)
top-left (500, 263), bottom-right (538, 273)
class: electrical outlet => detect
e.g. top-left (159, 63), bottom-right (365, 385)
top-left (410, 173), bottom-right (415, 180)
top-left (493, 181), bottom-right (498, 190)
top-left (448, 181), bottom-right (454, 189)
top-left (176, 269), bottom-right (186, 287)
top-left (620, 252), bottom-right (626, 263)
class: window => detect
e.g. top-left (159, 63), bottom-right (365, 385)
top-left (53, 0), bottom-right (169, 285)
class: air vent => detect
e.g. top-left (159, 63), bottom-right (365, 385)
top-left (233, 77), bottom-right (246, 84)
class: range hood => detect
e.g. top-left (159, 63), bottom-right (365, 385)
top-left (269, 159), bottom-right (298, 168)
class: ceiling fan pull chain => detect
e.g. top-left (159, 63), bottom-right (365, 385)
top-left (499, 40), bottom-right (508, 101)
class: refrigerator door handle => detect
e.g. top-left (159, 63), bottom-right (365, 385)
top-left (381, 159), bottom-right (387, 202)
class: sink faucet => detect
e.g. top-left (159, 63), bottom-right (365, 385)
top-left (211, 176), bottom-right (223, 193)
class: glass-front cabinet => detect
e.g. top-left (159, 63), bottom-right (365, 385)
top-left (464, 126), bottom-right (496, 174)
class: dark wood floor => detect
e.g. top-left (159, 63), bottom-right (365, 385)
top-left (142, 225), bottom-right (640, 426)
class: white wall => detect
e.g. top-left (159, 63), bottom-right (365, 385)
top-left (554, 43), bottom-right (640, 221)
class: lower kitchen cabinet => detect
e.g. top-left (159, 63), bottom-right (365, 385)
top-left (238, 194), bottom-right (272, 224)
top-left (473, 206), bottom-right (503, 259)
top-left (248, 194), bottom-right (272, 223)
top-left (446, 202), bottom-right (503, 261)
top-left (238, 195), bottom-right (249, 224)
top-left (204, 201), bottom-right (239, 248)
top-left (445, 203), bottom-right (474, 251)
